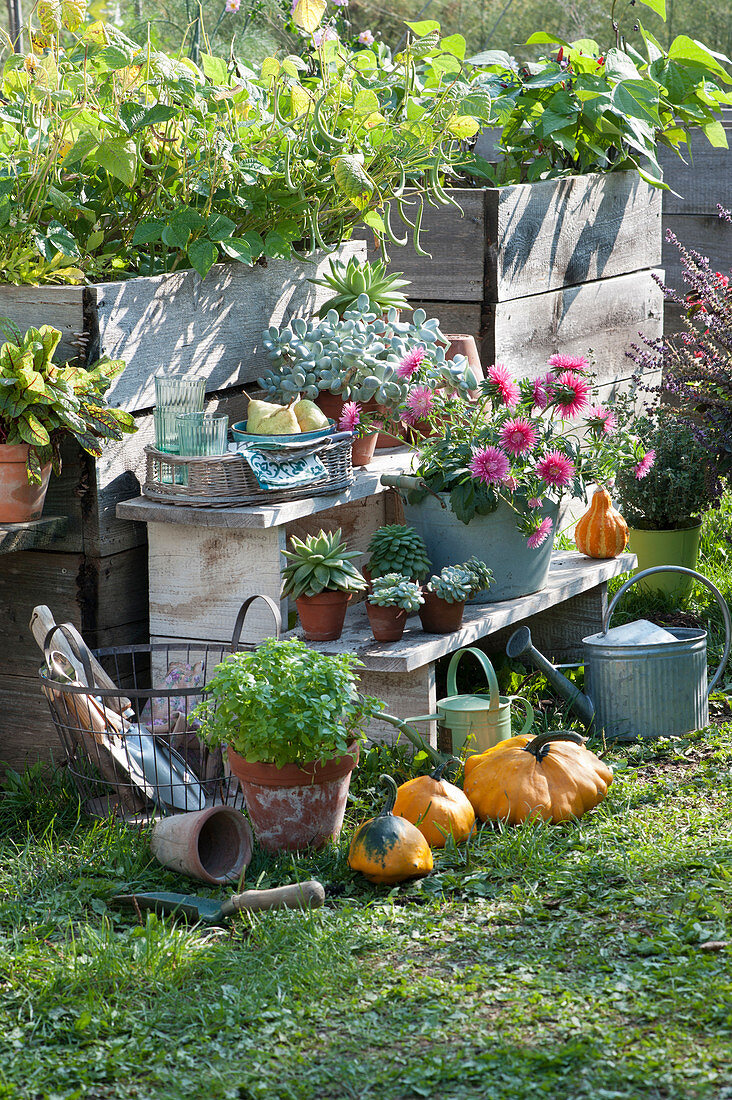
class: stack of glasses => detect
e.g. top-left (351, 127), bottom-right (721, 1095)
top-left (153, 377), bottom-right (229, 457)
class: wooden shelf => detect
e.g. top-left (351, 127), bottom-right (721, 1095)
top-left (0, 516), bottom-right (67, 555)
top-left (293, 551), bottom-right (636, 673)
top-left (115, 448), bottom-right (414, 531)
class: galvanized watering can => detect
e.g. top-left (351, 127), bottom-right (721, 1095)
top-left (506, 566), bottom-right (732, 741)
top-left (405, 647), bottom-right (534, 756)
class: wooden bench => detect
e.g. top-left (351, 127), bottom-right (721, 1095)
top-left (117, 456), bottom-right (635, 746)
top-left (0, 516), bottom-right (67, 555)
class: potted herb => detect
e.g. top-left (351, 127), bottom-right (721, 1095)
top-left (366, 573), bottom-right (424, 642)
top-left (310, 257), bottom-right (410, 319)
top-left (195, 639), bottom-right (378, 852)
top-left (0, 322), bottom-right (134, 523)
top-left (282, 528), bottom-right (366, 641)
top-left (614, 413), bottom-right (722, 598)
top-left (367, 524), bottom-right (431, 584)
top-left (420, 559), bottom-right (494, 634)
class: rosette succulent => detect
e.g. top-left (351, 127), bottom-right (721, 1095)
top-left (458, 557), bottom-right (494, 598)
top-left (310, 257), bottom-right (411, 318)
top-left (368, 573), bottom-right (424, 612)
top-left (258, 302), bottom-right (476, 410)
top-left (281, 529), bottom-right (367, 598)
top-left (367, 524), bottom-right (431, 581)
top-left (426, 566), bottom-right (474, 605)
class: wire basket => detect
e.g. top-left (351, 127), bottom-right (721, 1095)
top-left (142, 432), bottom-right (355, 507)
top-left (39, 596), bottom-right (281, 824)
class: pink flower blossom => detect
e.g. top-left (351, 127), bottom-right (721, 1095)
top-left (531, 377), bottom-right (550, 409)
top-left (586, 404), bottom-right (618, 435)
top-left (486, 363), bottom-right (520, 408)
top-left (548, 353), bottom-right (590, 372)
top-left (528, 497), bottom-right (543, 509)
top-left (536, 450), bottom-right (575, 488)
top-left (505, 475), bottom-right (518, 491)
top-left (635, 449), bottom-right (656, 480)
top-left (553, 371), bottom-right (590, 418)
top-left (397, 345), bottom-right (426, 379)
top-left (358, 29), bottom-right (375, 45)
top-left (333, 0), bottom-right (349, 6)
top-left (499, 417), bottom-right (538, 456)
top-left (225, 0), bottom-right (240, 10)
top-left (313, 26), bottom-right (338, 45)
top-left (338, 401), bottom-right (361, 432)
top-left (527, 516), bottom-right (553, 550)
top-left (470, 445), bottom-right (511, 486)
top-left (406, 386), bottom-right (434, 420)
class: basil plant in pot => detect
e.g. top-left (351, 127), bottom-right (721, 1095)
top-left (0, 322), bottom-right (135, 523)
top-left (282, 528), bottom-right (367, 641)
top-left (614, 412), bottom-right (723, 598)
top-left (195, 638), bottom-right (379, 853)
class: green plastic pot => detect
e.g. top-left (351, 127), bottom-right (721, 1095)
top-left (627, 523), bottom-right (702, 597)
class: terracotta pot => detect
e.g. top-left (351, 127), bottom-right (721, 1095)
top-left (0, 443), bottom-right (52, 523)
top-left (351, 432), bottom-right (378, 468)
top-left (315, 392), bottom-right (402, 451)
top-left (227, 743), bottom-right (359, 852)
top-left (150, 805), bottom-right (253, 885)
top-left (366, 602), bottom-right (408, 642)
top-left (445, 334), bottom-right (483, 379)
top-left (295, 591), bottom-right (351, 641)
top-left (419, 590), bottom-right (466, 634)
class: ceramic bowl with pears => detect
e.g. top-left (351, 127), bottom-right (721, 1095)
top-left (232, 397), bottom-right (335, 446)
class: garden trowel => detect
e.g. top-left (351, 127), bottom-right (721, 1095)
top-left (114, 880), bottom-right (325, 924)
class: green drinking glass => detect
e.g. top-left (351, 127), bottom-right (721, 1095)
top-left (177, 415), bottom-right (229, 456)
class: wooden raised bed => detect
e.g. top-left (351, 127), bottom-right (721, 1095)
top-left (369, 171), bottom-right (664, 394)
top-left (0, 244), bottom-right (364, 771)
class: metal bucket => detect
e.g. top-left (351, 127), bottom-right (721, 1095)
top-left (584, 566), bottom-right (731, 740)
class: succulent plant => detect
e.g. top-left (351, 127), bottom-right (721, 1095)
top-left (367, 524), bottom-right (431, 581)
top-left (457, 557), bottom-right (494, 598)
top-left (258, 303), bottom-right (477, 410)
top-left (281, 529), bottom-right (367, 598)
top-left (310, 257), bottom-right (411, 318)
top-left (368, 573), bottom-right (424, 612)
top-left (426, 566), bottom-right (474, 604)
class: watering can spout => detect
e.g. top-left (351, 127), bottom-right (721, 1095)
top-left (506, 627), bottom-right (596, 728)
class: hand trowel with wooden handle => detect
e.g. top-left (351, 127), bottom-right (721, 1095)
top-left (114, 880), bottom-right (326, 923)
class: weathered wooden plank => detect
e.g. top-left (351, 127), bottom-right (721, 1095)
top-left (408, 301), bottom-right (483, 346)
top-left (660, 111), bottom-right (732, 216)
top-left (484, 269), bottom-right (664, 384)
top-left (0, 673), bottom-right (63, 773)
top-left (365, 191), bottom-right (486, 301)
top-left (662, 214), bottom-right (731, 293)
top-left (483, 586), bottom-right (608, 664)
top-left (286, 497), bottom-right (391, 573)
top-left (0, 516), bottom-right (67, 555)
top-left (116, 449), bottom-right (413, 532)
top-left (0, 286), bottom-right (85, 362)
top-left (358, 667), bottom-right (437, 748)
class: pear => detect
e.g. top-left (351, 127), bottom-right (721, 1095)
top-left (247, 398), bottom-right (301, 436)
top-left (294, 398), bottom-right (329, 433)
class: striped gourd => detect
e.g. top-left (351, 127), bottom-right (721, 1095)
top-left (574, 488), bottom-right (629, 559)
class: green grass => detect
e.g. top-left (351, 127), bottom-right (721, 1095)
top-left (3, 502), bottom-right (732, 1100)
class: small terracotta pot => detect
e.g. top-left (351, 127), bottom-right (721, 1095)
top-left (366, 602), bottom-right (408, 642)
top-left (295, 590), bottom-right (351, 641)
top-left (351, 432), bottom-right (378, 468)
top-left (419, 590), bottom-right (466, 634)
top-left (445, 334), bottom-right (482, 378)
top-left (316, 393), bottom-right (400, 451)
top-left (150, 805), bottom-right (253, 885)
top-left (227, 743), bottom-right (359, 852)
top-left (0, 443), bottom-right (52, 523)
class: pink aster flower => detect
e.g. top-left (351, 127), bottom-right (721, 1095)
top-left (486, 363), bottom-right (520, 408)
top-left (358, 29), bottom-right (375, 45)
top-left (469, 445), bottom-right (510, 486)
top-left (635, 449), bottom-right (656, 480)
top-left (548, 353), bottom-right (590, 373)
top-left (499, 417), bottom-right (538, 456)
top-left (338, 401), bottom-right (361, 433)
top-left (406, 386), bottom-right (434, 420)
top-left (397, 346), bottom-right (426, 379)
top-left (536, 450), bottom-right (575, 488)
top-left (225, 0), bottom-right (241, 10)
top-left (531, 377), bottom-right (550, 409)
top-left (586, 404), bottom-right (618, 435)
top-left (553, 371), bottom-right (590, 418)
top-left (527, 516), bottom-right (553, 550)
top-left (528, 497), bottom-right (543, 509)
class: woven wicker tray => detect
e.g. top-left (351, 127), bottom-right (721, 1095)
top-left (142, 434), bottom-right (354, 507)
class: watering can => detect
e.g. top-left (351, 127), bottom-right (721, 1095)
top-left (506, 566), bottom-right (732, 741)
top-left (403, 647), bottom-right (534, 756)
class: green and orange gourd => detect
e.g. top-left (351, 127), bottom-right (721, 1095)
top-left (348, 775), bottom-right (433, 884)
top-left (574, 487), bottom-right (629, 559)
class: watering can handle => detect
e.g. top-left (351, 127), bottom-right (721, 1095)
top-left (604, 566), bottom-right (732, 697)
top-left (447, 647), bottom-right (501, 710)
top-left (230, 594), bottom-right (282, 652)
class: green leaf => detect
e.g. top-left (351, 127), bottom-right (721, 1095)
top-left (132, 219), bottom-right (165, 245)
top-left (702, 118), bottom-right (729, 148)
top-left (17, 412), bottom-right (50, 447)
top-left (201, 53), bottom-right (229, 85)
top-left (260, 57), bottom-right (281, 81)
top-left (46, 221), bottom-right (80, 259)
top-left (61, 131), bottom-right (98, 168)
top-left (405, 20), bottom-right (440, 36)
top-left (362, 209), bottom-right (385, 234)
top-left (649, 58), bottom-right (694, 103)
top-left (440, 33), bottom-right (466, 60)
top-left (445, 114), bottom-right (480, 139)
top-left (525, 32), bottom-right (570, 47)
top-left (263, 231), bottom-right (291, 259)
top-left (95, 138), bottom-right (137, 188)
top-left (668, 36), bottom-right (732, 83)
top-left (332, 155), bottom-right (374, 210)
top-left (162, 224), bottom-right (190, 251)
top-left (352, 89), bottom-right (380, 117)
top-left (221, 238), bottom-right (254, 264)
top-left (187, 238), bottom-right (218, 278)
top-left (639, 0), bottom-right (666, 17)
top-left (97, 44), bottom-right (136, 72)
top-left (119, 102), bottom-right (178, 134)
top-left (610, 80), bottom-right (661, 127)
top-left (292, 0), bottom-right (326, 33)
top-left (207, 213), bottom-right (236, 242)
top-left (604, 48), bottom-right (642, 82)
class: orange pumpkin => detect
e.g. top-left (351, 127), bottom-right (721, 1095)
top-left (393, 762), bottom-right (475, 848)
top-left (463, 734), bottom-right (532, 782)
top-left (574, 487), bottom-right (628, 559)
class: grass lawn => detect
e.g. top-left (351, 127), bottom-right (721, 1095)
top-left (3, 504), bottom-right (732, 1100)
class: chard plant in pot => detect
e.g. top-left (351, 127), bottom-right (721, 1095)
top-left (195, 639), bottom-right (379, 852)
top-left (282, 528), bottom-right (366, 641)
top-left (0, 322), bottom-right (135, 523)
top-left (420, 559), bottom-right (494, 634)
top-left (366, 573), bottom-right (424, 643)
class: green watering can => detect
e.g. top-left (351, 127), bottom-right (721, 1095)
top-left (404, 647), bottom-right (534, 757)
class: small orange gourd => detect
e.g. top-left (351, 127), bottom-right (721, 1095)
top-left (393, 762), bottom-right (475, 848)
top-left (348, 775), bottom-right (433, 884)
top-left (574, 487), bottom-right (628, 559)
